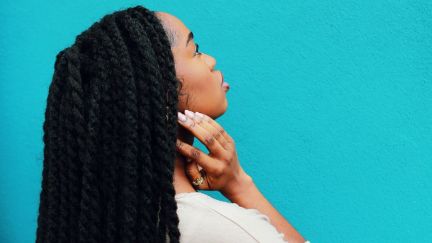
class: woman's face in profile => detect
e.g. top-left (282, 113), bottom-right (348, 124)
top-left (155, 12), bottom-right (229, 119)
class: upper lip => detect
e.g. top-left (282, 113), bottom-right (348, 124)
top-left (220, 72), bottom-right (224, 86)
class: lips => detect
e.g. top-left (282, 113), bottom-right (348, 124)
top-left (220, 72), bottom-right (230, 92)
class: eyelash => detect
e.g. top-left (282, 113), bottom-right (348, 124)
top-left (194, 43), bottom-right (202, 56)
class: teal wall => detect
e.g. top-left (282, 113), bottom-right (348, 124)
top-left (1, 1), bottom-right (431, 242)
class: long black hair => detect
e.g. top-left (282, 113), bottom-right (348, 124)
top-left (36, 5), bottom-right (182, 243)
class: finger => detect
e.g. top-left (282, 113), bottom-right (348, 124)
top-left (194, 111), bottom-right (230, 151)
top-left (184, 110), bottom-right (227, 156)
top-left (175, 139), bottom-right (221, 175)
top-left (196, 112), bottom-right (234, 148)
top-left (184, 160), bottom-right (210, 190)
top-left (178, 111), bottom-right (226, 157)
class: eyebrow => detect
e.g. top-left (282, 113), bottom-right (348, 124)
top-left (186, 31), bottom-right (194, 47)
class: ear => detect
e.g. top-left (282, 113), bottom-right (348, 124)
top-left (176, 76), bottom-right (185, 92)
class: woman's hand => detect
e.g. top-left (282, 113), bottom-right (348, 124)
top-left (177, 111), bottom-right (309, 243)
top-left (176, 110), bottom-right (254, 199)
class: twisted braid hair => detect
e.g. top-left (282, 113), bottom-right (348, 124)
top-left (36, 5), bottom-right (183, 243)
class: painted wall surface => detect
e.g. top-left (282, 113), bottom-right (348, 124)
top-left (1, 1), bottom-right (431, 242)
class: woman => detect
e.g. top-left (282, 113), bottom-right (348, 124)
top-left (36, 5), bottom-right (309, 243)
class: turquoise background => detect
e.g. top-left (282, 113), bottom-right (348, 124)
top-left (1, 0), bottom-right (431, 242)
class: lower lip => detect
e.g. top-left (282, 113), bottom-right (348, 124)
top-left (222, 81), bottom-right (230, 91)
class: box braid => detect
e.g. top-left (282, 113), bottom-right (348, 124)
top-left (36, 5), bottom-right (182, 243)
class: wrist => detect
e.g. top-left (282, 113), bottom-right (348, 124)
top-left (221, 170), bottom-right (255, 201)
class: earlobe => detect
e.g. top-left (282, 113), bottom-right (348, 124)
top-left (176, 75), bottom-right (185, 83)
top-left (176, 76), bottom-right (185, 91)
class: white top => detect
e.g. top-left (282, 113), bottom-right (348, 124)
top-left (175, 191), bottom-right (310, 243)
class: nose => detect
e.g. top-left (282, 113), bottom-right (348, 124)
top-left (203, 53), bottom-right (216, 71)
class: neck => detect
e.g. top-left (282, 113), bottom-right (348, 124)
top-left (173, 126), bottom-right (198, 194)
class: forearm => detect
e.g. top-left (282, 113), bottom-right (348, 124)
top-left (222, 175), bottom-right (307, 243)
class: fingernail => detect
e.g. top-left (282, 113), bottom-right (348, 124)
top-left (195, 112), bottom-right (204, 121)
top-left (178, 112), bottom-right (187, 122)
top-left (185, 110), bottom-right (195, 119)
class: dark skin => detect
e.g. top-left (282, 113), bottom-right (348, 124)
top-left (155, 11), bottom-right (307, 243)
top-left (155, 12), bottom-right (241, 195)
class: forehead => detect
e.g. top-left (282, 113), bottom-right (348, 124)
top-left (155, 11), bottom-right (191, 46)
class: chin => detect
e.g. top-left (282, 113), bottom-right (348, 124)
top-left (212, 99), bottom-right (228, 120)
top-left (201, 96), bottom-right (228, 119)
top-left (222, 97), bottom-right (228, 111)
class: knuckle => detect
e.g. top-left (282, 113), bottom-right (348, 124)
top-left (204, 135), bottom-right (215, 145)
top-left (189, 119), bottom-right (196, 128)
top-left (213, 166), bottom-right (224, 176)
top-left (220, 140), bottom-right (227, 149)
top-left (224, 140), bottom-right (233, 150)
top-left (214, 132), bottom-right (221, 139)
top-left (223, 151), bottom-right (234, 163)
top-left (191, 148), bottom-right (201, 159)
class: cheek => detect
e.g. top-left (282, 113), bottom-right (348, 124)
top-left (185, 64), bottom-right (214, 91)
